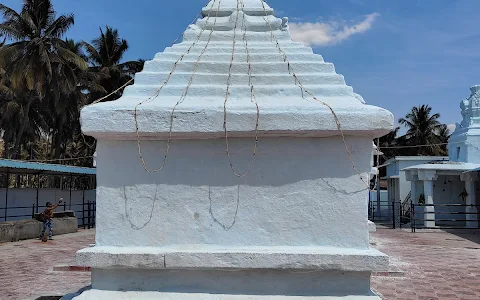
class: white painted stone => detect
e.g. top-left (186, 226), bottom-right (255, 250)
top-left (91, 138), bottom-right (373, 249)
top-left (423, 178), bottom-right (436, 228)
top-left (77, 245), bottom-right (388, 271)
top-left (450, 85), bottom-right (480, 163)
top-left (72, 290), bottom-right (381, 300)
top-left (410, 177), bottom-right (417, 204)
top-left (75, 0), bottom-right (393, 299)
top-left (87, 269), bottom-right (377, 298)
top-left (203, 0), bottom-right (275, 17)
top-left (80, 0), bottom-right (393, 140)
top-left (82, 100), bottom-right (392, 140)
top-left (368, 220), bottom-right (376, 233)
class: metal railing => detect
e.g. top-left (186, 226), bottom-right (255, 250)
top-left (369, 200), bottom-right (404, 228)
top-left (401, 191), bottom-right (412, 219)
top-left (0, 201), bottom-right (96, 229)
top-left (411, 203), bottom-right (480, 232)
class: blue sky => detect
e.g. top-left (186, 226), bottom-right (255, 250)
top-left (2, 0), bottom-right (480, 130)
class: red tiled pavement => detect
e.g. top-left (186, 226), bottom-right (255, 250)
top-left (0, 229), bottom-right (95, 300)
top-left (371, 227), bottom-right (480, 300)
top-left (1, 227), bottom-right (480, 300)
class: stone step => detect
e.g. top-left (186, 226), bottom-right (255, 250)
top-left (134, 72), bottom-right (346, 86)
top-left (51, 264), bottom-right (405, 278)
top-left (183, 31), bottom-right (295, 43)
top-left (77, 246), bottom-right (389, 271)
top-left (70, 290), bottom-right (384, 299)
top-left (153, 52), bottom-right (324, 63)
top-left (143, 60), bottom-right (335, 74)
top-left (197, 13), bottom-right (282, 30)
top-left (170, 40), bottom-right (306, 48)
top-left (165, 44), bottom-right (312, 54)
top-left (122, 84), bottom-right (354, 98)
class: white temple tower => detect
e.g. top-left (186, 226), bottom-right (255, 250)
top-left (73, 0), bottom-right (394, 299)
top-left (449, 85), bottom-right (480, 163)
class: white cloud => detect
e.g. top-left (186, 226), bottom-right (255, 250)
top-left (289, 13), bottom-right (380, 47)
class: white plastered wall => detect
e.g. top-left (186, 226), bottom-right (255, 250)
top-left (94, 136), bottom-right (373, 249)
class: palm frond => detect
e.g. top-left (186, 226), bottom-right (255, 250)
top-left (111, 39), bottom-right (129, 63)
top-left (3, 100), bottom-right (21, 118)
top-left (19, 9), bottom-right (37, 37)
top-left (0, 24), bottom-right (26, 41)
top-left (0, 83), bottom-right (16, 99)
top-left (80, 41), bottom-right (101, 66)
top-left (45, 14), bottom-right (75, 38)
top-left (56, 46), bottom-right (88, 70)
top-left (22, 0), bottom-right (55, 30)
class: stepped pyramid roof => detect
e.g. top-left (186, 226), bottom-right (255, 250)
top-left (81, 0), bottom-right (393, 140)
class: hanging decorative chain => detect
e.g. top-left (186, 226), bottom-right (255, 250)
top-left (259, 0), bottom-right (371, 189)
top-left (134, 0), bottom-right (224, 172)
top-left (222, 0), bottom-right (260, 178)
top-left (90, 7), bottom-right (206, 106)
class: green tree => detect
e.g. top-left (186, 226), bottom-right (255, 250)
top-left (436, 124), bottom-right (451, 155)
top-left (46, 38), bottom-right (106, 160)
top-left (82, 26), bottom-right (144, 103)
top-left (0, 62), bottom-right (49, 159)
top-left (398, 105), bottom-right (447, 156)
top-left (0, 0), bottom-right (87, 158)
top-left (378, 127), bottom-right (401, 159)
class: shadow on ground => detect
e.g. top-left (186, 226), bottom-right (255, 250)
top-left (444, 229), bottom-right (480, 245)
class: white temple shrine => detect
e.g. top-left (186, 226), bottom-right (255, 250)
top-left (402, 85), bottom-right (480, 229)
top-left (72, 0), bottom-right (394, 299)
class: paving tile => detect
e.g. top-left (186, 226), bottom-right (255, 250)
top-left (2, 226), bottom-right (480, 299)
top-left (458, 297), bottom-right (480, 300)
top-left (436, 292), bottom-right (460, 297)
top-left (371, 227), bottom-right (480, 300)
top-left (454, 290), bottom-right (477, 296)
top-left (0, 229), bottom-right (94, 300)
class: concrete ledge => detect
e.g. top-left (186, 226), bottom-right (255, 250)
top-left (71, 290), bottom-right (382, 300)
top-left (82, 102), bottom-right (393, 141)
top-left (77, 246), bottom-right (388, 272)
top-left (34, 210), bottom-right (76, 219)
top-left (56, 267), bottom-right (405, 277)
top-left (0, 216), bottom-right (78, 243)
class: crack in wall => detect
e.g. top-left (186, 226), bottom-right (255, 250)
top-left (321, 178), bottom-right (366, 196)
top-left (209, 185), bottom-right (240, 231)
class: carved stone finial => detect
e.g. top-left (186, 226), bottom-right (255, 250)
top-left (281, 17), bottom-right (289, 30)
top-left (471, 85), bottom-right (480, 94)
top-left (459, 85), bottom-right (480, 128)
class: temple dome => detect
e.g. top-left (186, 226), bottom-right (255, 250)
top-left (81, 0), bottom-right (393, 140)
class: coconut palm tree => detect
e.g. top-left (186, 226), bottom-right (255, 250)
top-left (399, 105), bottom-right (446, 156)
top-left (45, 41), bottom-right (82, 159)
top-left (46, 38), bottom-right (106, 160)
top-left (378, 127), bottom-right (401, 159)
top-left (436, 124), bottom-right (451, 143)
top-left (82, 26), bottom-right (144, 103)
top-left (436, 124), bottom-right (451, 155)
top-left (0, 0), bottom-right (87, 158)
top-left (0, 71), bottom-right (49, 159)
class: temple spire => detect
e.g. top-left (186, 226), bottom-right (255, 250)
top-left (202, 0), bottom-right (274, 17)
